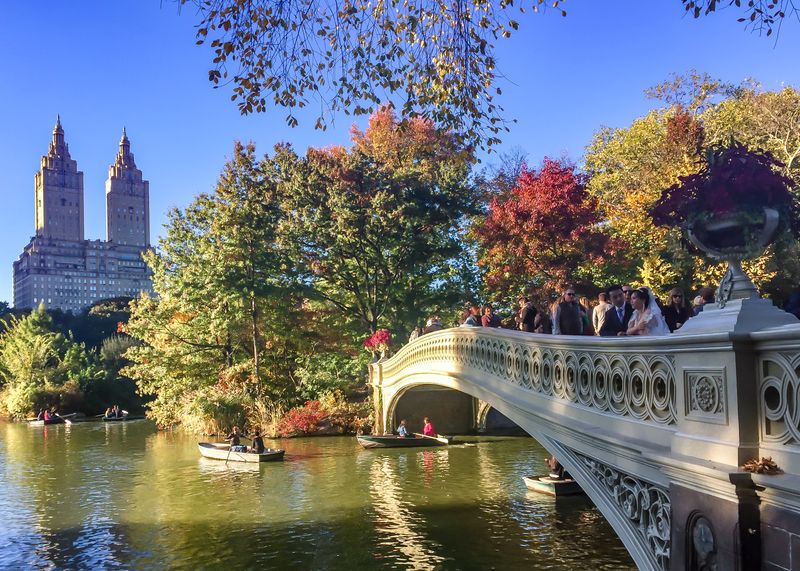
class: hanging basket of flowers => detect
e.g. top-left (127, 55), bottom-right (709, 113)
top-left (651, 140), bottom-right (799, 260)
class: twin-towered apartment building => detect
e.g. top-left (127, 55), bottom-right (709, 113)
top-left (12, 118), bottom-right (153, 312)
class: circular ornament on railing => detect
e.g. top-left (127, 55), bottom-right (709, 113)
top-left (693, 376), bottom-right (719, 413)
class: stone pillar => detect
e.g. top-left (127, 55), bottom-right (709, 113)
top-left (369, 362), bottom-right (384, 435)
top-left (669, 481), bottom-right (761, 570)
top-left (670, 297), bottom-right (799, 569)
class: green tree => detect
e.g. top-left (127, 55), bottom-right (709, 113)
top-left (276, 108), bottom-right (479, 335)
top-left (124, 143), bottom-right (305, 428)
top-left (0, 305), bottom-right (102, 418)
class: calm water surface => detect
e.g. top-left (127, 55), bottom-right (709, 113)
top-left (0, 421), bottom-right (634, 570)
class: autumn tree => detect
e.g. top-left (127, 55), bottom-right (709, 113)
top-left (276, 108), bottom-right (479, 334)
top-left (472, 157), bottom-right (627, 300)
top-left (586, 72), bottom-right (800, 297)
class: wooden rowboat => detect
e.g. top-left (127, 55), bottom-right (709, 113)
top-left (357, 433), bottom-right (450, 449)
top-left (102, 415), bottom-right (145, 422)
top-left (197, 442), bottom-right (285, 463)
top-left (29, 418), bottom-right (65, 426)
top-left (28, 413), bottom-right (77, 426)
top-left (523, 475), bottom-right (584, 497)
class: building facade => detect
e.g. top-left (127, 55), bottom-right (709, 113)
top-left (12, 118), bottom-right (153, 312)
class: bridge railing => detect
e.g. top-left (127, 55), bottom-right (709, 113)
top-left (372, 320), bottom-right (800, 472)
top-left (375, 327), bottom-right (728, 435)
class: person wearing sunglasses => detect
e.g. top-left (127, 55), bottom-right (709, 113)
top-left (552, 287), bottom-right (584, 336)
top-left (663, 287), bottom-right (692, 332)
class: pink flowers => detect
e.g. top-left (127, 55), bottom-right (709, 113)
top-left (363, 329), bottom-right (391, 354)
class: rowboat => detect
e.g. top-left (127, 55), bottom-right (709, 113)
top-left (523, 475), bottom-right (584, 497)
top-left (103, 414), bottom-right (145, 422)
top-left (28, 413), bottom-right (77, 426)
top-left (29, 418), bottom-right (66, 426)
top-left (197, 442), bottom-right (285, 463)
top-left (356, 433), bottom-right (450, 449)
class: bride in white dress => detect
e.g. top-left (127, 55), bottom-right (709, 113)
top-left (625, 287), bottom-right (670, 336)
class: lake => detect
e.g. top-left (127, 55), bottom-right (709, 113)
top-left (0, 420), bottom-right (634, 569)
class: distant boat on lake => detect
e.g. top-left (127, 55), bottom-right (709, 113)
top-left (357, 433), bottom-right (451, 449)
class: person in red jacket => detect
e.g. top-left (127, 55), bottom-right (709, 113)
top-left (423, 417), bottom-right (436, 437)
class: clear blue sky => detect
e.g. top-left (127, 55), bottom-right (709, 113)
top-left (1, 2), bottom-right (798, 304)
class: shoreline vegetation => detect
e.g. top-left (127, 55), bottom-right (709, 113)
top-left (2, 73), bottom-right (800, 436)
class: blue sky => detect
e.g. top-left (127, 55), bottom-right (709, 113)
top-left (1, 2), bottom-right (798, 304)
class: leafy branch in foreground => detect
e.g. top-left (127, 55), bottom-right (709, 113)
top-left (180, 1), bottom-right (796, 150)
top-left (182, 0), bottom-right (566, 150)
top-left (681, 0), bottom-right (799, 37)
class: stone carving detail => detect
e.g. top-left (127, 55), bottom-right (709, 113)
top-left (379, 331), bottom-right (677, 426)
top-left (758, 351), bottom-right (800, 447)
top-left (685, 369), bottom-right (727, 423)
top-left (574, 452), bottom-right (671, 570)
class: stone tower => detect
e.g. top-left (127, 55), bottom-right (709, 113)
top-left (35, 116), bottom-right (85, 241)
top-left (105, 128), bottom-right (150, 247)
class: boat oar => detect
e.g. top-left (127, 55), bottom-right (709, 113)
top-left (414, 432), bottom-right (449, 444)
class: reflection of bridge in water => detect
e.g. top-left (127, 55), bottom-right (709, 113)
top-left (370, 297), bottom-right (800, 570)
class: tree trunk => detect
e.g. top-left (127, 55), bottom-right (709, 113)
top-left (251, 295), bottom-right (260, 391)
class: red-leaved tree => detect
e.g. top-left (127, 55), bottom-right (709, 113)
top-left (473, 158), bottom-right (626, 299)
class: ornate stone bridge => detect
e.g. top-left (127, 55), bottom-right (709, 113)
top-left (369, 298), bottom-right (800, 570)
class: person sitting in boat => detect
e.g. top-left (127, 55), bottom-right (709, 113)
top-left (225, 426), bottom-right (247, 452)
top-left (547, 456), bottom-right (565, 480)
top-left (47, 406), bottom-right (61, 421)
top-left (423, 417), bottom-right (436, 437)
top-left (249, 429), bottom-right (265, 454)
top-left (36, 408), bottom-right (46, 421)
top-left (397, 419), bottom-right (410, 438)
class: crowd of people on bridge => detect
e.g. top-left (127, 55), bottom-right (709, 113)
top-left (408, 283), bottom-right (726, 342)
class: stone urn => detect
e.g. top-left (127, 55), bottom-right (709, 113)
top-left (687, 207), bottom-right (780, 305)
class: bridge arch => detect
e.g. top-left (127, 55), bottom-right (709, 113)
top-left (387, 383), bottom-right (476, 435)
top-left (369, 305), bottom-right (800, 571)
top-left (378, 361), bottom-right (670, 570)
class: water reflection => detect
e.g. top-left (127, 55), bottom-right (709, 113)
top-left (369, 453), bottom-right (448, 569)
top-left (0, 423), bottom-right (634, 570)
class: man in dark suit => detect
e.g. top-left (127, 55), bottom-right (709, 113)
top-left (599, 285), bottom-right (633, 336)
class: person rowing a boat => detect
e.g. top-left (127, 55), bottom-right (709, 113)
top-left (397, 419), bottom-right (410, 438)
top-left (423, 417), bottom-right (436, 437)
top-left (105, 405), bottom-right (123, 419)
top-left (225, 426), bottom-right (247, 452)
top-left (249, 429), bottom-right (265, 454)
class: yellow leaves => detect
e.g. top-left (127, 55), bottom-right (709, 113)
top-left (639, 255), bottom-right (682, 300)
top-left (171, 311), bottom-right (196, 325)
